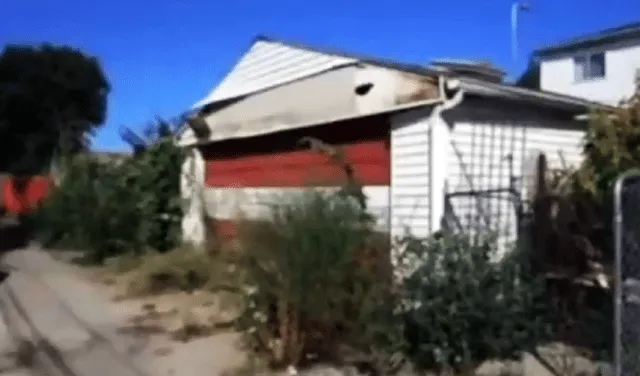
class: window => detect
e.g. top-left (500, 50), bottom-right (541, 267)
top-left (574, 52), bottom-right (606, 81)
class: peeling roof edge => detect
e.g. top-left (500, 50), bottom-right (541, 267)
top-left (188, 37), bottom-right (260, 111)
top-left (177, 77), bottom-right (607, 148)
top-left (221, 34), bottom-right (607, 112)
top-left (176, 35), bottom-right (611, 146)
top-left (177, 96), bottom-right (445, 147)
top-left (455, 77), bottom-right (612, 112)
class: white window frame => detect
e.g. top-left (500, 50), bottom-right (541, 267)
top-left (574, 52), bottom-right (606, 82)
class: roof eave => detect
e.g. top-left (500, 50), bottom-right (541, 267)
top-left (455, 77), bottom-right (611, 113)
top-left (534, 28), bottom-right (640, 58)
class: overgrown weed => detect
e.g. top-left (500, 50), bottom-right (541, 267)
top-left (109, 245), bottom-right (214, 297)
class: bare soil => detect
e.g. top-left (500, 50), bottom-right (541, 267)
top-left (1, 248), bottom-right (249, 376)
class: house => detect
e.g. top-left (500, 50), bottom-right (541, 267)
top-left (177, 35), bottom-right (605, 255)
top-left (532, 22), bottom-right (640, 105)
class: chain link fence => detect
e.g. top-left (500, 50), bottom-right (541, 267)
top-left (614, 172), bottom-right (640, 376)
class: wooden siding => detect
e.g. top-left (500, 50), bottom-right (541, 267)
top-left (203, 116), bottom-right (391, 188)
top-left (201, 116), bottom-right (391, 239)
top-left (446, 119), bottom-right (523, 252)
top-left (445, 104), bottom-right (585, 255)
top-left (206, 140), bottom-right (388, 187)
top-left (390, 109), bottom-right (432, 239)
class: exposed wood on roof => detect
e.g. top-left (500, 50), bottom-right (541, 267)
top-left (394, 73), bottom-right (439, 105)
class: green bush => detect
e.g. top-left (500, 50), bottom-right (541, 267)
top-left (398, 233), bottom-right (552, 373)
top-left (574, 93), bottom-right (640, 201)
top-left (530, 85), bottom-right (639, 361)
top-left (233, 190), bottom-right (400, 369)
top-left (31, 120), bottom-right (185, 262)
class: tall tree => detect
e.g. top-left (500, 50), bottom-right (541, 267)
top-left (0, 44), bottom-right (110, 174)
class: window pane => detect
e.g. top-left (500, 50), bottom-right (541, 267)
top-left (590, 53), bottom-right (605, 78)
top-left (574, 56), bottom-right (587, 81)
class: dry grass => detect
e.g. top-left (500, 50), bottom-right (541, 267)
top-left (105, 246), bottom-right (219, 298)
top-left (96, 245), bottom-right (245, 344)
top-left (116, 289), bottom-right (243, 341)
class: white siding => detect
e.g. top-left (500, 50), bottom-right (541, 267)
top-left (193, 39), bottom-right (356, 108)
top-left (521, 124), bottom-right (584, 197)
top-left (390, 109), bottom-right (432, 240)
top-left (446, 120), bottom-right (525, 253)
top-left (540, 39), bottom-right (640, 105)
top-left (446, 106), bottom-right (585, 255)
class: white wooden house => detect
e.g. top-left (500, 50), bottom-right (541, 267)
top-left (176, 35), bottom-right (605, 253)
top-left (534, 21), bottom-right (640, 105)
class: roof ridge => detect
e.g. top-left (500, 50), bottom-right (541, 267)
top-left (250, 33), bottom-right (437, 76)
top-left (535, 21), bottom-right (640, 56)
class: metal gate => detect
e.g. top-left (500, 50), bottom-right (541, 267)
top-left (614, 171), bottom-right (640, 376)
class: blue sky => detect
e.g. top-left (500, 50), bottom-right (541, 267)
top-left (0, 0), bottom-right (638, 151)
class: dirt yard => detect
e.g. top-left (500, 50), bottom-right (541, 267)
top-left (0, 248), bottom-right (249, 376)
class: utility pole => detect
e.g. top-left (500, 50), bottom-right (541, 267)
top-left (511, 1), bottom-right (531, 64)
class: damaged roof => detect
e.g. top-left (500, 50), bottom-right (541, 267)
top-left (455, 76), bottom-right (608, 112)
top-left (194, 34), bottom-right (604, 111)
top-left (179, 35), bottom-right (609, 145)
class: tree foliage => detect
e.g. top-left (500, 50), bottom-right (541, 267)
top-left (0, 44), bottom-right (110, 174)
top-left (526, 86), bottom-right (640, 362)
top-left (573, 91), bottom-right (640, 201)
top-left (31, 119), bottom-right (184, 263)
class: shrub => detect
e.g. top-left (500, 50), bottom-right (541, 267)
top-left (233, 190), bottom-right (399, 369)
top-left (111, 245), bottom-right (214, 297)
top-left (31, 119), bottom-right (184, 262)
top-left (575, 91), bottom-right (640, 202)
top-left (527, 84), bottom-right (640, 361)
top-left (398, 232), bottom-right (552, 373)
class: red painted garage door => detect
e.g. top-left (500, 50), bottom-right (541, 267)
top-left (206, 139), bottom-right (390, 188)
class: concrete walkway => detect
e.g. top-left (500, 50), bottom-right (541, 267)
top-left (0, 248), bottom-right (156, 376)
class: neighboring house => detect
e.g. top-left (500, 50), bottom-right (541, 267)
top-left (90, 151), bottom-right (131, 164)
top-left (177, 35), bottom-right (606, 255)
top-left (533, 22), bottom-right (640, 105)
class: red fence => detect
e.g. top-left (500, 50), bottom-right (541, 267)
top-left (1, 176), bottom-right (53, 214)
